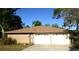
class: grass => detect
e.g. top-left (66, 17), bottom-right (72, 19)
top-left (0, 44), bottom-right (30, 51)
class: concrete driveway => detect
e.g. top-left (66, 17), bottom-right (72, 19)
top-left (22, 45), bottom-right (70, 51)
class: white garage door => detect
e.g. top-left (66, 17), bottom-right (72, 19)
top-left (33, 34), bottom-right (50, 44)
top-left (51, 34), bottom-right (70, 45)
top-left (33, 34), bottom-right (70, 45)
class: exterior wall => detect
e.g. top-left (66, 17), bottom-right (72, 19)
top-left (7, 34), bottom-right (30, 44)
top-left (33, 34), bottom-right (70, 45)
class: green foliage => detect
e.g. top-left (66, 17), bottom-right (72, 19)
top-left (0, 28), bottom-right (2, 38)
top-left (32, 20), bottom-right (42, 26)
top-left (53, 8), bottom-right (62, 18)
top-left (0, 8), bottom-right (23, 38)
top-left (69, 30), bottom-right (79, 48)
top-left (25, 25), bottom-right (30, 28)
top-left (4, 15), bottom-right (23, 31)
top-left (0, 38), bottom-right (17, 45)
top-left (0, 8), bottom-right (23, 31)
top-left (52, 24), bottom-right (59, 28)
top-left (53, 8), bottom-right (79, 31)
top-left (44, 24), bottom-right (50, 26)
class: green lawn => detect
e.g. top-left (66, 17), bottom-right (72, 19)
top-left (0, 44), bottom-right (30, 51)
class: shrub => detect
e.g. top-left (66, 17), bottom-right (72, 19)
top-left (0, 31), bottom-right (2, 38)
top-left (69, 30), bottom-right (79, 48)
top-left (17, 43), bottom-right (29, 45)
top-left (0, 38), bottom-right (17, 45)
top-left (0, 39), bottom-right (4, 45)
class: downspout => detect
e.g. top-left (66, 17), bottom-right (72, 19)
top-left (29, 34), bottom-right (32, 45)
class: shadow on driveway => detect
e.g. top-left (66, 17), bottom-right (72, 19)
top-left (69, 48), bottom-right (79, 51)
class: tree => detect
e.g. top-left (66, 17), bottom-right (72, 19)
top-left (0, 8), bottom-right (16, 37)
top-left (53, 8), bottom-right (79, 48)
top-left (32, 20), bottom-right (42, 26)
top-left (45, 24), bottom-right (50, 26)
top-left (0, 8), bottom-right (23, 38)
top-left (22, 24), bottom-right (30, 28)
top-left (53, 8), bottom-right (79, 31)
top-left (21, 23), bottom-right (26, 28)
top-left (25, 25), bottom-right (30, 28)
top-left (52, 24), bottom-right (59, 28)
top-left (0, 25), bottom-right (4, 38)
top-left (5, 15), bottom-right (23, 31)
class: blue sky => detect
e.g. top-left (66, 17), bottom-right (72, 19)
top-left (16, 8), bottom-right (64, 27)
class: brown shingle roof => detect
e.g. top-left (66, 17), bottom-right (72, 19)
top-left (5, 26), bottom-right (68, 34)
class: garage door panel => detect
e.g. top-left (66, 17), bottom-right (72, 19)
top-left (51, 35), bottom-right (70, 45)
top-left (33, 35), bottom-right (50, 44)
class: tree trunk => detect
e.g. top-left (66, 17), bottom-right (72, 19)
top-left (0, 24), bottom-right (4, 38)
top-left (76, 23), bottom-right (78, 31)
